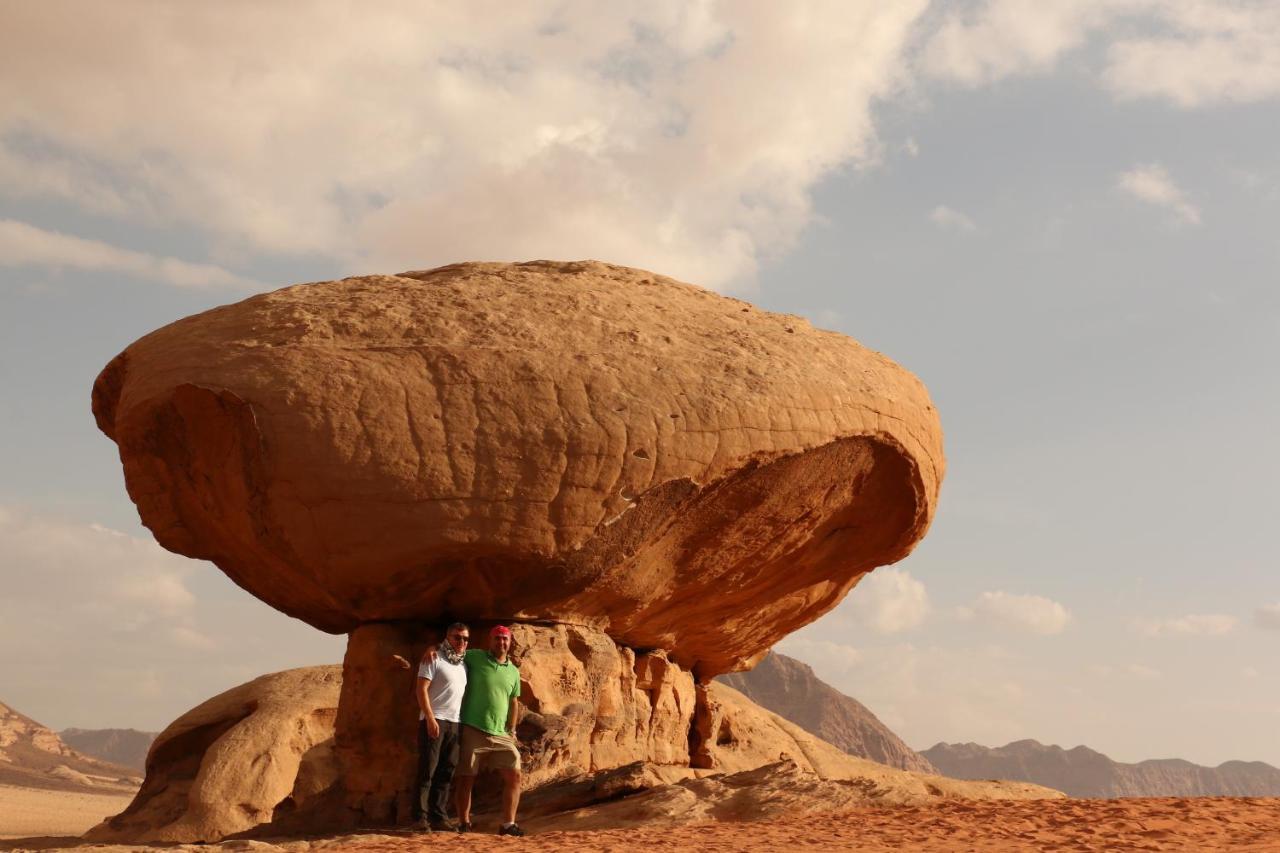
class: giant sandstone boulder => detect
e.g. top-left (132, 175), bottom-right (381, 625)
top-left (92, 260), bottom-right (943, 677)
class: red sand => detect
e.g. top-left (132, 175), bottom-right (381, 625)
top-left (300, 797), bottom-right (1280, 852)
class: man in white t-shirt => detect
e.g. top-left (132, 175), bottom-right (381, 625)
top-left (415, 621), bottom-right (469, 831)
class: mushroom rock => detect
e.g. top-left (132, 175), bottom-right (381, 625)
top-left (91, 260), bottom-right (945, 831)
top-left (92, 260), bottom-right (944, 675)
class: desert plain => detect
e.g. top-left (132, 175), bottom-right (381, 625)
top-left (5, 791), bottom-right (1280, 851)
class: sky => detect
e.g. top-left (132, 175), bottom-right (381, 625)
top-left (1, 1), bottom-right (1277, 767)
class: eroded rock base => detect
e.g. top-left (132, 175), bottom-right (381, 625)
top-left (86, 625), bottom-right (1059, 843)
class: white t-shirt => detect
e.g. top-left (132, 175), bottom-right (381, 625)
top-left (418, 655), bottom-right (467, 723)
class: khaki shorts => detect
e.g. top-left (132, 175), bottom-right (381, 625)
top-left (456, 724), bottom-right (521, 776)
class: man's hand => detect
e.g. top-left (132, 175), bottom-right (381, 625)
top-left (419, 644), bottom-right (438, 666)
top-left (425, 715), bottom-right (440, 740)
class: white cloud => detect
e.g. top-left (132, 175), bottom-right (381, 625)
top-left (921, 0), bottom-right (1115, 86)
top-left (846, 567), bottom-right (930, 634)
top-left (1135, 613), bottom-right (1238, 637)
top-left (962, 590), bottom-right (1071, 635)
top-left (921, 1), bottom-right (1280, 108)
top-left (1126, 663), bottom-right (1162, 681)
top-left (0, 3), bottom-right (930, 292)
top-left (1253, 603), bottom-right (1280, 630)
top-left (1117, 164), bottom-right (1202, 225)
top-left (1104, 4), bottom-right (1280, 107)
top-left (775, 636), bottom-right (862, 670)
top-left (0, 505), bottom-right (200, 633)
top-left (928, 204), bottom-right (978, 233)
top-left (0, 504), bottom-right (344, 730)
top-left (0, 219), bottom-right (259, 289)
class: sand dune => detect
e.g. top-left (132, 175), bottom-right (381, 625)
top-left (0, 785), bottom-right (134, 840)
top-left (4, 793), bottom-right (1279, 851)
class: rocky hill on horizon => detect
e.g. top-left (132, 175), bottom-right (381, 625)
top-left (61, 727), bottom-right (158, 772)
top-left (0, 699), bottom-right (141, 793)
top-left (922, 739), bottom-right (1280, 798)
top-left (716, 651), bottom-right (935, 773)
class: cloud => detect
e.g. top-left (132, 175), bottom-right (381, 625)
top-left (775, 636), bottom-right (862, 670)
top-left (1135, 613), bottom-right (1238, 637)
top-left (921, 1), bottom-right (1280, 108)
top-left (0, 219), bottom-right (259, 289)
top-left (961, 591), bottom-right (1071, 635)
top-left (0, 505), bottom-right (201, 636)
top-left (1088, 662), bottom-right (1166, 681)
top-left (1253, 603), bottom-right (1280, 630)
top-left (0, 3), bottom-right (931, 292)
top-left (846, 567), bottom-right (931, 634)
top-left (920, 1), bottom-right (1113, 86)
top-left (928, 204), bottom-right (978, 233)
top-left (1117, 164), bottom-right (1202, 225)
top-left (1104, 4), bottom-right (1280, 106)
top-left (0, 504), bottom-right (344, 729)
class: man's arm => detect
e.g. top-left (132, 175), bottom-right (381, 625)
top-left (505, 695), bottom-right (519, 737)
top-left (416, 677), bottom-right (440, 739)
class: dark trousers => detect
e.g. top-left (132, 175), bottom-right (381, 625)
top-left (416, 718), bottom-right (460, 824)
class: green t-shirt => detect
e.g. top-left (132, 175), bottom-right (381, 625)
top-left (459, 648), bottom-right (521, 736)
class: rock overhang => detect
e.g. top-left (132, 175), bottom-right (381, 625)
top-left (93, 260), bottom-right (944, 676)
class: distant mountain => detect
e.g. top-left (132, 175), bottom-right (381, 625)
top-left (0, 700), bottom-right (140, 793)
top-left (922, 739), bottom-right (1280, 798)
top-left (716, 651), bottom-right (935, 773)
top-left (61, 728), bottom-right (157, 771)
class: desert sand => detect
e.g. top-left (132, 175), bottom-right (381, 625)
top-left (0, 785), bottom-right (134, 840)
top-left (5, 796), bottom-right (1280, 851)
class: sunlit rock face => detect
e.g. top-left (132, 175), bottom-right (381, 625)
top-left (92, 260), bottom-right (943, 676)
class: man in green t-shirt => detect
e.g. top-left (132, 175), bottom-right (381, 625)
top-left (453, 624), bottom-right (524, 836)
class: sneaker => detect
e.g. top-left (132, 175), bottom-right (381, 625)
top-left (457, 821), bottom-right (473, 834)
top-left (498, 823), bottom-right (526, 836)
top-left (429, 818), bottom-right (457, 832)
top-left (414, 817), bottom-right (433, 832)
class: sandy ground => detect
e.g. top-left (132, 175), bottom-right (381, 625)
top-left (0, 785), bottom-right (133, 840)
top-left (4, 795), bottom-right (1280, 852)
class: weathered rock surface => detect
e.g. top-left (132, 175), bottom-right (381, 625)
top-left (92, 260), bottom-right (944, 677)
top-left (60, 729), bottom-right (157, 773)
top-left (717, 651), bottom-right (935, 772)
top-left (0, 700), bottom-right (139, 794)
top-left (86, 667), bottom-right (341, 843)
top-left (90, 648), bottom-right (1060, 843)
top-left (523, 758), bottom-right (1059, 834)
top-left (922, 739), bottom-right (1280, 798)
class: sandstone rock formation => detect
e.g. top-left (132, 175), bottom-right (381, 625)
top-left (91, 260), bottom-right (948, 835)
top-left (87, 667), bottom-right (341, 843)
top-left (717, 651), bottom-right (935, 772)
top-left (0, 700), bottom-right (139, 794)
top-left (60, 728), bottom-right (157, 772)
top-left (92, 260), bottom-right (943, 677)
top-left (922, 739), bottom-right (1280, 798)
top-left (88, 661), bottom-right (1059, 843)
